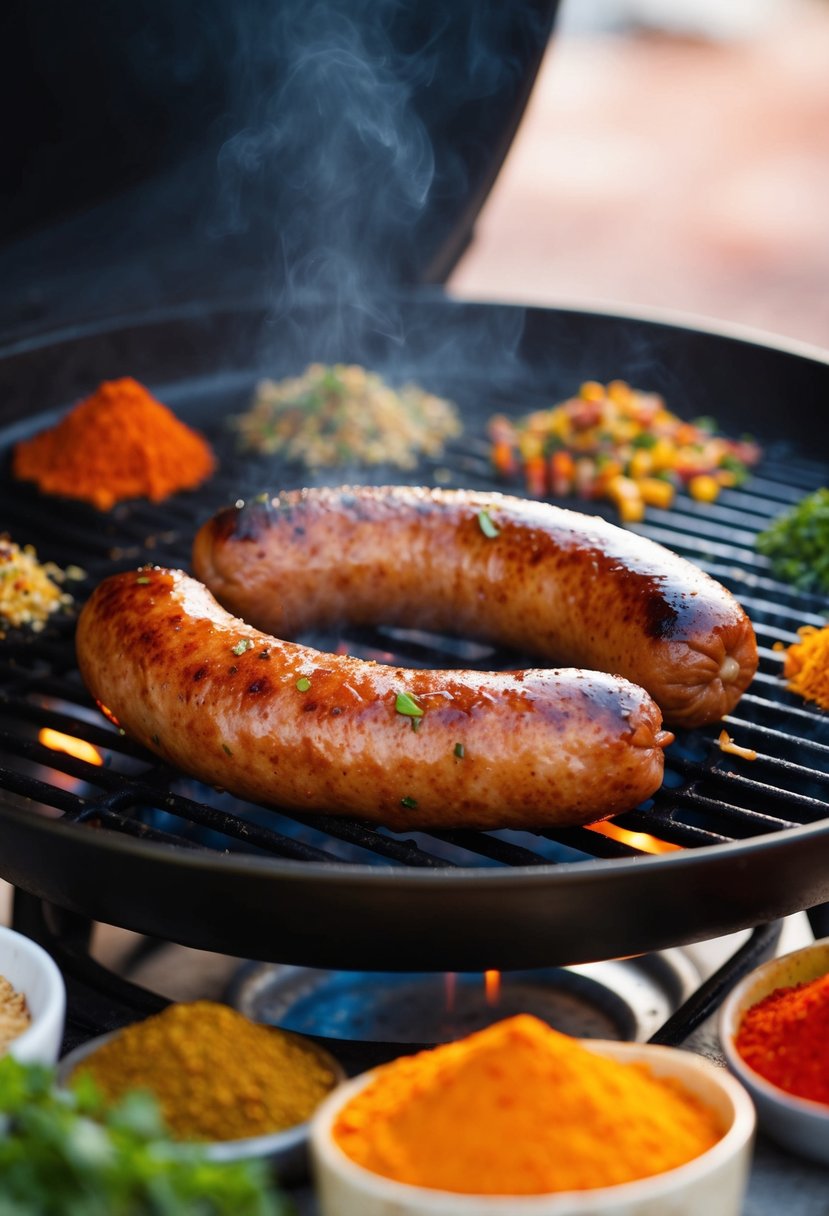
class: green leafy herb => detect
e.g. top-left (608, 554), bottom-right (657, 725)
top-left (222, 743), bottom-right (233, 756)
top-left (0, 1056), bottom-right (288, 1216)
top-left (296, 676), bottom-right (311, 692)
top-left (756, 488), bottom-right (829, 595)
top-left (692, 415), bottom-right (718, 434)
top-left (231, 639), bottom-right (255, 656)
top-left (151, 734), bottom-right (160, 747)
top-left (454, 742), bottom-right (465, 759)
top-left (135, 576), bottom-right (151, 585)
top-left (400, 796), bottom-right (418, 809)
top-left (477, 509), bottom-right (500, 538)
top-left (395, 691), bottom-right (424, 720)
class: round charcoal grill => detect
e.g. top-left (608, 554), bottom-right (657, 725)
top-left (1, 298), bottom-right (829, 971)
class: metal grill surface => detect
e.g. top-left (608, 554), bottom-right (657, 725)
top-left (3, 421), bottom-right (829, 874)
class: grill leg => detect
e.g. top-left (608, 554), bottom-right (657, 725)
top-left (647, 922), bottom-right (782, 1047)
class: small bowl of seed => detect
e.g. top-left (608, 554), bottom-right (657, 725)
top-left (0, 924), bottom-right (66, 1065)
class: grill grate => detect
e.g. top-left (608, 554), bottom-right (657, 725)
top-left (2, 417), bottom-right (829, 876)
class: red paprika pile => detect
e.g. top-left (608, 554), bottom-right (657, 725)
top-left (735, 971), bottom-right (829, 1105)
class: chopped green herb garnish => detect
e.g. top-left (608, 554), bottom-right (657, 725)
top-left (135, 576), bottom-right (151, 585)
top-left (222, 743), bottom-right (233, 756)
top-left (231, 639), bottom-right (255, 656)
top-left (151, 734), bottom-right (160, 747)
top-left (400, 796), bottom-right (418, 809)
top-left (756, 487), bottom-right (829, 594)
top-left (477, 509), bottom-right (500, 538)
top-left (454, 742), bottom-right (465, 759)
top-left (296, 676), bottom-right (311, 692)
top-left (395, 691), bottom-right (424, 719)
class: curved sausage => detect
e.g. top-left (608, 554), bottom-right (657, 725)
top-left (193, 485), bottom-right (758, 729)
top-left (75, 568), bottom-right (670, 831)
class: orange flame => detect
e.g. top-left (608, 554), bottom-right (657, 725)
top-left (485, 969), bottom-right (501, 1005)
top-left (589, 822), bottom-right (680, 854)
top-left (38, 728), bottom-right (103, 767)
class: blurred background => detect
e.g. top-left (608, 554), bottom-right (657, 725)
top-left (450, 0), bottom-right (829, 349)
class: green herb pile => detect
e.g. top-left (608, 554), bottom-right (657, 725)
top-left (0, 1056), bottom-right (291, 1216)
top-left (756, 487), bottom-right (829, 595)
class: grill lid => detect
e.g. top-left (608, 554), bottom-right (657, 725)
top-left (1, 299), bottom-right (828, 970)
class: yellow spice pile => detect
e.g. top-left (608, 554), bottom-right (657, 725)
top-left (73, 1000), bottom-right (337, 1142)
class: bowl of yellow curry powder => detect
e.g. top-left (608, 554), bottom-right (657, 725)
top-left (59, 1000), bottom-right (343, 1181)
top-left (311, 1014), bottom-right (755, 1216)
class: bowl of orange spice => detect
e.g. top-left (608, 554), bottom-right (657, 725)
top-left (310, 1014), bottom-right (755, 1216)
top-left (720, 937), bottom-right (829, 1166)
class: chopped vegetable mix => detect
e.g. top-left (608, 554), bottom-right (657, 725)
top-left (488, 380), bottom-right (761, 522)
top-left (756, 487), bottom-right (829, 594)
top-left (235, 363), bottom-right (461, 469)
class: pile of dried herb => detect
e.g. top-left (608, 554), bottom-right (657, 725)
top-left (756, 487), bottom-right (829, 594)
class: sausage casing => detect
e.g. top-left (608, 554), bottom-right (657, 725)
top-left (193, 485), bottom-right (758, 728)
top-left (75, 567), bottom-right (670, 830)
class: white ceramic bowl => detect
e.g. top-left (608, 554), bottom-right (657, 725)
top-left (310, 1039), bottom-right (756, 1216)
top-left (720, 936), bottom-right (829, 1166)
top-left (59, 1025), bottom-right (345, 1183)
top-left (0, 923), bottom-right (66, 1065)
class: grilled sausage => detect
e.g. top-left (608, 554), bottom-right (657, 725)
top-left (193, 485), bottom-right (758, 729)
top-left (75, 567), bottom-right (670, 830)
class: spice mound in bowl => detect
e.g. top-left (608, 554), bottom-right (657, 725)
top-left (0, 974), bottom-right (31, 1054)
top-left (0, 925), bottom-right (66, 1065)
top-left (62, 1000), bottom-right (343, 1176)
top-left (720, 936), bottom-right (829, 1166)
top-left (311, 1014), bottom-right (755, 1216)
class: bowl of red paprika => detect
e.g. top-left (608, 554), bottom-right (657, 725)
top-left (719, 936), bottom-right (829, 1166)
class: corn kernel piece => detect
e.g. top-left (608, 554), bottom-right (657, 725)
top-left (689, 474), bottom-right (720, 503)
top-left (639, 477), bottom-right (676, 509)
top-left (579, 381), bottom-right (605, 402)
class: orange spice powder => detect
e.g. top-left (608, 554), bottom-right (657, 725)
top-left (332, 1014), bottom-right (723, 1195)
top-left (13, 377), bottom-right (215, 511)
top-left (775, 624), bottom-right (829, 710)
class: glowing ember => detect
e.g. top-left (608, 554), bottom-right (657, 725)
top-left (485, 970), bottom-right (501, 1005)
top-left (589, 822), bottom-right (680, 854)
top-left (38, 728), bottom-right (103, 767)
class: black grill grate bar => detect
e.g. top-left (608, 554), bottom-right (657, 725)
top-left (669, 754), bottom-right (829, 821)
top-left (634, 523), bottom-right (771, 569)
top-left (277, 813), bottom-right (460, 868)
top-left (0, 730), bottom-right (358, 863)
top-left (638, 511), bottom-right (759, 549)
top-left (541, 826), bottom-right (641, 859)
top-left (722, 595), bottom-right (825, 630)
top-left (607, 803), bottom-right (731, 846)
top-left (428, 829), bottom-right (552, 865)
top-left (81, 790), bottom-right (345, 864)
top-left (0, 764), bottom-right (89, 817)
top-left (723, 714), bottom-right (829, 760)
top-left (694, 559), bottom-right (825, 603)
top-left (0, 696), bottom-right (145, 758)
top-left (667, 789), bottom-right (799, 834)
top-left (736, 691), bottom-right (825, 726)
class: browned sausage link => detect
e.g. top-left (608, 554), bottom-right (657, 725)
top-left (75, 568), bottom-right (670, 831)
top-left (193, 486), bottom-right (758, 729)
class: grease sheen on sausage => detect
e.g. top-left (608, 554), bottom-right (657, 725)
top-left (193, 485), bottom-right (758, 729)
top-left (75, 567), bottom-right (670, 830)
